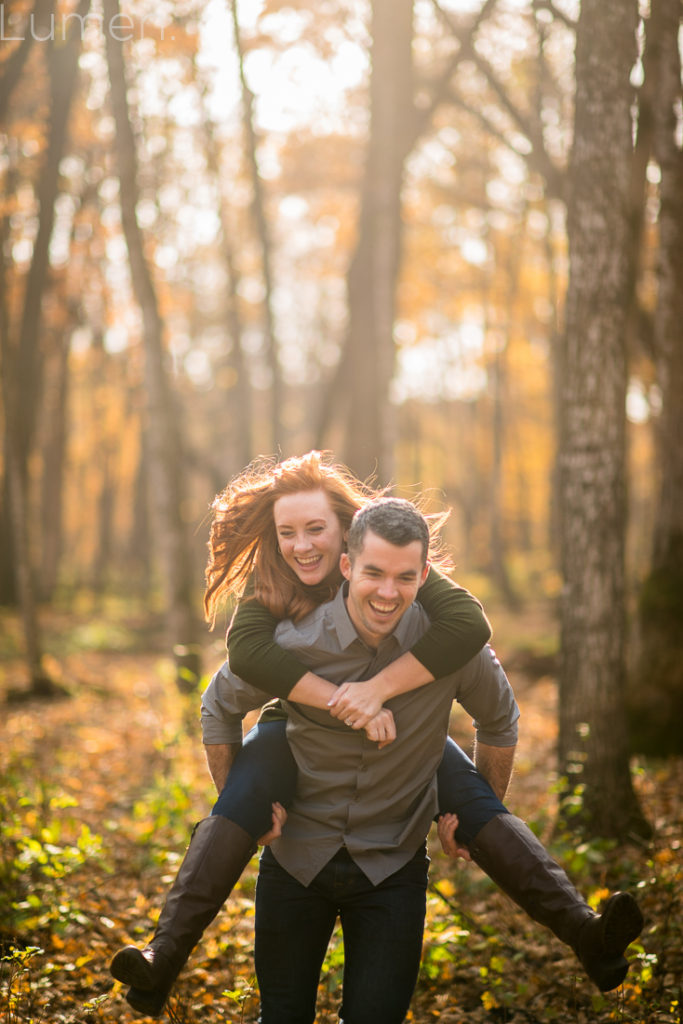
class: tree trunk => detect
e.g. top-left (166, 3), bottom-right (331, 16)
top-left (196, 68), bottom-right (253, 472)
top-left (230, 0), bottom-right (283, 454)
top-left (0, 467), bottom-right (16, 606)
top-left (318, 0), bottom-right (502, 481)
top-left (38, 326), bottom-right (71, 601)
top-left (0, 0), bottom-right (88, 693)
top-left (557, 0), bottom-right (648, 838)
top-left (15, 0), bottom-right (88, 469)
top-left (128, 424), bottom-right (153, 597)
top-left (341, 0), bottom-right (414, 482)
top-left (486, 232), bottom-right (523, 610)
top-left (0, 162), bottom-right (18, 608)
top-left (1, 204), bottom-right (48, 686)
top-left (631, 0), bottom-right (683, 755)
top-left (0, 0), bottom-right (54, 125)
top-left (103, 0), bottom-right (201, 690)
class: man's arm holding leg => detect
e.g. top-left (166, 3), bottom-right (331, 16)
top-left (452, 645), bottom-right (519, 803)
top-left (205, 742), bottom-right (242, 794)
top-left (438, 646), bottom-right (518, 858)
top-left (204, 741), bottom-right (287, 844)
top-left (437, 743), bottom-right (515, 859)
top-left (474, 740), bottom-right (516, 802)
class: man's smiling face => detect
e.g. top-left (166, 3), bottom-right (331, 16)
top-left (340, 529), bottom-right (429, 647)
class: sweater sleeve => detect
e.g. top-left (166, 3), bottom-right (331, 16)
top-left (228, 567), bottom-right (492, 698)
top-left (410, 566), bottom-right (492, 679)
top-left (227, 598), bottom-right (310, 698)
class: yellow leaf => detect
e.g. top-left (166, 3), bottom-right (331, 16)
top-left (482, 991), bottom-right (500, 1010)
top-left (436, 879), bottom-right (456, 899)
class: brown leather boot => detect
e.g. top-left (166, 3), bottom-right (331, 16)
top-left (110, 816), bottom-right (256, 1017)
top-left (468, 814), bottom-right (643, 991)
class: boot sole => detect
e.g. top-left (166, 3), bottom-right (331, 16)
top-left (601, 893), bottom-right (644, 959)
top-left (591, 893), bottom-right (644, 991)
top-left (126, 986), bottom-right (166, 1018)
top-left (110, 947), bottom-right (156, 990)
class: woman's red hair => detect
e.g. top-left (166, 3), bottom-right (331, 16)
top-left (204, 451), bottom-right (379, 623)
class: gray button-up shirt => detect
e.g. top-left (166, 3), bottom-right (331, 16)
top-left (201, 585), bottom-right (519, 886)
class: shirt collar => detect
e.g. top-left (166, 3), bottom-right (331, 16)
top-left (331, 582), bottom-right (359, 650)
top-left (392, 599), bottom-right (421, 647)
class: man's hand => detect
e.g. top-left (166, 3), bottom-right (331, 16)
top-left (327, 680), bottom-right (384, 729)
top-left (363, 708), bottom-right (396, 748)
top-left (257, 802), bottom-right (287, 845)
top-left (437, 813), bottom-right (472, 861)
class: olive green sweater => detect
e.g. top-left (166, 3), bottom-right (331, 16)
top-left (227, 567), bottom-right (491, 699)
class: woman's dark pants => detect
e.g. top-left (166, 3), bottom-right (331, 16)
top-left (211, 720), bottom-right (507, 845)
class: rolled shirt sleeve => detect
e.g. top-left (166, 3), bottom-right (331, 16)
top-left (452, 645), bottom-right (520, 747)
top-left (200, 661), bottom-right (273, 745)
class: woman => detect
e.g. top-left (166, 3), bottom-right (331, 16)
top-left (111, 452), bottom-right (642, 1016)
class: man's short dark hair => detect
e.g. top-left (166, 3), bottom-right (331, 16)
top-left (347, 498), bottom-right (430, 565)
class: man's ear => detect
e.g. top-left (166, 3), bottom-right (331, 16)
top-left (420, 560), bottom-right (430, 586)
top-left (340, 552), bottom-right (352, 580)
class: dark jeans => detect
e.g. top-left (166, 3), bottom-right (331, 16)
top-left (211, 721), bottom-right (298, 839)
top-left (212, 719), bottom-right (508, 844)
top-left (254, 844), bottom-right (429, 1024)
top-left (436, 737), bottom-right (509, 843)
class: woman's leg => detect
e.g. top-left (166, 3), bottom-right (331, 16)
top-left (436, 738), bottom-right (643, 991)
top-left (435, 736), bottom-right (508, 844)
top-left (211, 719), bottom-right (297, 837)
top-left (111, 720), bottom-right (297, 1017)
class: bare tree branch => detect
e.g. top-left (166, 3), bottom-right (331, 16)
top-left (444, 85), bottom-right (564, 198)
top-left (408, 0), bottom-right (500, 152)
top-left (431, 0), bottom-right (563, 196)
top-left (229, 0), bottom-right (283, 452)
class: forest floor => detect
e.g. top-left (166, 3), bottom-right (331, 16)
top-left (0, 599), bottom-right (681, 1024)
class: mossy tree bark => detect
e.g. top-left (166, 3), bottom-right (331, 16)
top-left (558, 0), bottom-right (649, 838)
top-left (630, 0), bottom-right (683, 755)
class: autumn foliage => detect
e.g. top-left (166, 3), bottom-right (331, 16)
top-left (1, 604), bottom-right (681, 1023)
top-left (2, 0), bottom-right (683, 1017)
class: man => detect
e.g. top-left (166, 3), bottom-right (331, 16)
top-left (202, 498), bottom-right (643, 1023)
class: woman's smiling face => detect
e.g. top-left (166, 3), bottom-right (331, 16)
top-left (273, 489), bottom-right (346, 586)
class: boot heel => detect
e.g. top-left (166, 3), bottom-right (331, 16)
top-left (110, 946), bottom-right (156, 990)
top-left (126, 985), bottom-right (168, 1018)
top-left (577, 892), bottom-right (644, 990)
